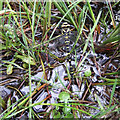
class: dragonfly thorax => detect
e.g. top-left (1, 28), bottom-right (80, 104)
top-left (61, 28), bottom-right (71, 34)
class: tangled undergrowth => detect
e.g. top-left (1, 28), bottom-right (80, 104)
top-left (0, 1), bottom-right (120, 119)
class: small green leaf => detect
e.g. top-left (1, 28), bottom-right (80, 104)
top-left (16, 55), bottom-right (36, 65)
top-left (59, 92), bottom-right (70, 102)
top-left (0, 45), bottom-right (6, 50)
top-left (7, 64), bottom-right (13, 75)
top-left (6, 30), bottom-right (15, 39)
top-left (63, 107), bottom-right (71, 114)
top-left (84, 69), bottom-right (92, 77)
top-left (7, 97), bottom-right (11, 112)
top-left (0, 96), bottom-right (6, 109)
top-left (23, 63), bottom-right (28, 68)
top-left (64, 113), bottom-right (74, 118)
top-left (52, 110), bottom-right (61, 118)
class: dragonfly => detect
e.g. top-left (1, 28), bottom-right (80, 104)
top-left (48, 22), bottom-right (80, 83)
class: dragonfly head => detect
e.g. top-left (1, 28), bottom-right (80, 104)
top-left (61, 22), bottom-right (71, 34)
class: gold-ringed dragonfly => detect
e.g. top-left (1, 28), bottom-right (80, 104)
top-left (48, 22), bottom-right (80, 82)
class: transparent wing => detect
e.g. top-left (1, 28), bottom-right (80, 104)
top-left (48, 31), bottom-right (79, 59)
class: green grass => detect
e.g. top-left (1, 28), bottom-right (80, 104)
top-left (0, 1), bottom-right (120, 119)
